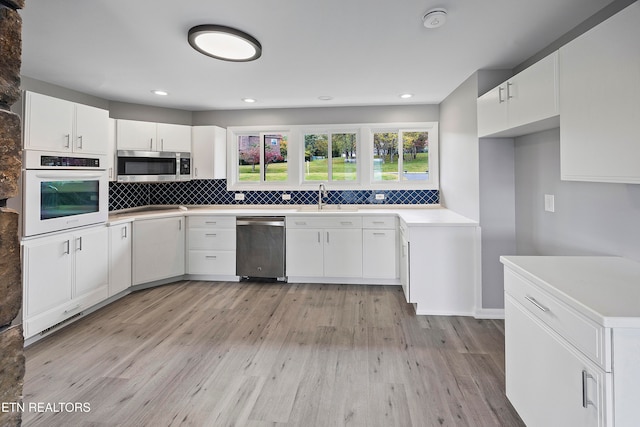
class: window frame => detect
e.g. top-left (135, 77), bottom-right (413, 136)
top-left (227, 122), bottom-right (438, 191)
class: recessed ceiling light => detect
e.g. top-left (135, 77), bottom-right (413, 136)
top-left (423, 8), bottom-right (447, 29)
top-left (152, 90), bottom-right (169, 96)
top-left (318, 96), bottom-right (334, 101)
top-left (400, 93), bottom-right (413, 99)
top-left (188, 25), bottom-right (262, 62)
top-left (242, 98), bottom-right (257, 103)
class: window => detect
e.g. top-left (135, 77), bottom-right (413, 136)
top-left (227, 122), bottom-right (437, 191)
top-left (237, 132), bottom-right (288, 183)
top-left (304, 131), bottom-right (357, 182)
top-left (373, 130), bottom-right (430, 182)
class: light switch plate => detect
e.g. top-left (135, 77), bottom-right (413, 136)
top-left (375, 193), bottom-right (385, 200)
top-left (282, 193), bottom-right (291, 200)
top-left (235, 193), bottom-right (245, 201)
top-left (544, 194), bottom-right (555, 212)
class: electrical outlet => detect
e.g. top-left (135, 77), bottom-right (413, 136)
top-left (544, 194), bottom-right (555, 212)
top-left (282, 193), bottom-right (291, 201)
top-left (235, 193), bottom-right (245, 201)
top-left (375, 193), bottom-right (385, 200)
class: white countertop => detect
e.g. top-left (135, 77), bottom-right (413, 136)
top-left (501, 256), bottom-right (640, 328)
top-left (108, 205), bottom-right (479, 227)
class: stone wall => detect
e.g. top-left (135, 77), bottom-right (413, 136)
top-left (0, 0), bottom-right (24, 426)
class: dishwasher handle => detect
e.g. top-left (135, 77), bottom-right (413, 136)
top-left (236, 218), bottom-right (285, 227)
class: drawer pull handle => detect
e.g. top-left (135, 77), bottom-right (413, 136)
top-left (525, 295), bottom-right (549, 312)
top-left (582, 370), bottom-right (595, 408)
top-left (373, 232), bottom-right (386, 236)
top-left (373, 221), bottom-right (385, 224)
top-left (205, 221), bottom-right (217, 225)
top-left (64, 304), bottom-right (82, 314)
top-left (205, 256), bottom-right (217, 259)
top-left (340, 221), bottom-right (353, 225)
top-left (205, 234), bottom-right (217, 237)
top-left (295, 222), bottom-right (307, 225)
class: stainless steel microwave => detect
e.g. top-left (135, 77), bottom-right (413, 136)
top-left (116, 150), bottom-right (191, 183)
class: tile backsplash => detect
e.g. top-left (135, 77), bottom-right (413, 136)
top-left (109, 179), bottom-right (439, 211)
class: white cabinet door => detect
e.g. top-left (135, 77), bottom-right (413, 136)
top-left (109, 223), bottom-right (132, 295)
top-left (478, 52), bottom-right (558, 138)
top-left (74, 226), bottom-right (109, 298)
top-left (24, 92), bottom-right (74, 152)
top-left (133, 216), bottom-right (185, 285)
top-left (477, 85), bottom-right (508, 137)
top-left (560, 2), bottom-right (640, 184)
top-left (362, 229), bottom-right (397, 279)
top-left (324, 228), bottom-right (362, 277)
top-left (74, 103), bottom-right (109, 155)
top-left (23, 233), bottom-right (73, 317)
top-left (506, 296), bottom-right (609, 427)
top-left (508, 51), bottom-right (558, 129)
top-left (157, 123), bottom-right (191, 152)
top-left (286, 228), bottom-right (324, 277)
top-left (399, 230), bottom-right (410, 303)
top-left (116, 119), bottom-right (157, 151)
top-left (192, 125), bottom-right (227, 179)
top-left (107, 118), bottom-right (116, 181)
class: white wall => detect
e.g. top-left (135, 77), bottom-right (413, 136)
top-left (515, 128), bottom-right (640, 261)
top-left (439, 74), bottom-right (480, 221)
top-left (479, 139), bottom-right (516, 309)
top-left (193, 104), bottom-right (438, 127)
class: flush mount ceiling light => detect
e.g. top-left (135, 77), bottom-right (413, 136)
top-left (242, 98), bottom-right (257, 103)
top-left (151, 90), bottom-right (169, 96)
top-left (400, 93), bottom-right (413, 99)
top-left (423, 8), bottom-right (447, 29)
top-left (318, 96), bottom-right (334, 101)
top-left (188, 25), bottom-right (262, 62)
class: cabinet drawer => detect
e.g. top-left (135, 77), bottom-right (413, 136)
top-left (505, 268), bottom-right (608, 370)
top-left (188, 216), bottom-right (236, 229)
top-left (286, 216), bottom-right (362, 229)
top-left (188, 229), bottom-right (235, 250)
top-left (188, 250), bottom-right (236, 275)
top-left (363, 216), bottom-right (397, 229)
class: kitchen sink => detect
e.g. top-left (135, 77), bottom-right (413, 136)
top-left (297, 205), bottom-right (358, 212)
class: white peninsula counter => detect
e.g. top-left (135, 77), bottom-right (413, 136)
top-left (501, 256), bottom-right (640, 427)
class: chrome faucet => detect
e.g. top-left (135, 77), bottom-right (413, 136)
top-left (318, 183), bottom-right (328, 210)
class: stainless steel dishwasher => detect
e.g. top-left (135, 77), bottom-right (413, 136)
top-left (236, 217), bottom-right (286, 280)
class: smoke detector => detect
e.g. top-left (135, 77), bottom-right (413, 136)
top-left (423, 8), bottom-right (447, 29)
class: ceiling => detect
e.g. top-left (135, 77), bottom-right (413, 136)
top-left (19, 0), bottom-right (613, 111)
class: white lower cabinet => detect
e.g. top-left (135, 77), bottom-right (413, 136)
top-left (399, 221), bottom-right (410, 302)
top-left (506, 296), bottom-right (610, 427)
top-left (502, 256), bottom-right (640, 427)
top-left (108, 222), bottom-right (132, 296)
top-left (22, 225), bottom-right (109, 338)
top-left (187, 216), bottom-right (236, 276)
top-left (362, 216), bottom-right (398, 280)
top-left (404, 224), bottom-right (479, 315)
top-left (133, 216), bottom-right (185, 285)
top-left (286, 216), bottom-right (362, 280)
top-left (286, 228), bottom-right (324, 277)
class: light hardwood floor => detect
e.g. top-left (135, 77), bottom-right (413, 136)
top-left (23, 281), bottom-right (524, 427)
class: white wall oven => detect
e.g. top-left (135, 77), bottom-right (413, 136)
top-left (23, 151), bottom-right (108, 237)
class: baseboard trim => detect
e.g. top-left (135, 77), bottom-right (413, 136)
top-left (474, 308), bottom-right (505, 319)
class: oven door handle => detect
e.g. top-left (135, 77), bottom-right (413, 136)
top-left (34, 172), bottom-right (105, 179)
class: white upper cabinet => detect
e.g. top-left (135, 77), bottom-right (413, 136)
top-left (478, 52), bottom-right (559, 138)
top-left (157, 123), bottom-right (191, 152)
top-left (116, 119), bottom-right (191, 152)
top-left (191, 125), bottom-right (227, 179)
top-left (24, 91), bottom-right (108, 155)
top-left (116, 119), bottom-right (157, 151)
top-left (559, 2), bottom-right (640, 184)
